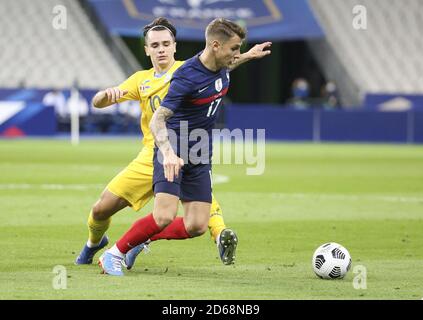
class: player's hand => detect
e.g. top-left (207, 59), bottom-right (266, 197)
top-left (104, 87), bottom-right (128, 103)
top-left (246, 41), bottom-right (272, 59)
top-left (163, 150), bottom-right (184, 183)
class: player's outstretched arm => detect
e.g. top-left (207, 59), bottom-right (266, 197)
top-left (92, 87), bottom-right (128, 108)
top-left (229, 41), bottom-right (272, 71)
top-left (150, 106), bottom-right (184, 182)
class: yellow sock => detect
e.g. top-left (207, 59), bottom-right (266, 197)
top-left (87, 210), bottom-right (111, 246)
top-left (208, 194), bottom-right (226, 242)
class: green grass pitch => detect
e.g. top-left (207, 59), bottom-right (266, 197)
top-left (0, 139), bottom-right (422, 299)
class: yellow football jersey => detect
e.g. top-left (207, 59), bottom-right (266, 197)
top-left (117, 60), bottom-right (185, 148)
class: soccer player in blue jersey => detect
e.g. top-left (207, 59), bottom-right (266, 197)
top-left (98, 18), bottom-right (257, 276)
top-left (75, 17), bottom-right (271, 269)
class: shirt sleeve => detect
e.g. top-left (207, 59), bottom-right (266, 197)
top-left (117, 72), bottom-right (141, 102)
top-left (160, 75), bottom-right (193, 112)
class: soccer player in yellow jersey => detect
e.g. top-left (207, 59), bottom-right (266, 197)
top-left (75, 17), bottom-right (271, 268)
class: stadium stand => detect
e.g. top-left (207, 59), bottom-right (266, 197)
top-left (1, 0), bottom-right (422, 142)
top-left (0, 0), bottom-right (128, 89)
top-left (309, 0), bottom-right (423, 106)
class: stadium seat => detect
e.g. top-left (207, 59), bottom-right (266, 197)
top-left (310, 0), bottom-right (423, 94)
top-left (0, 0), bottom-right (126, 89)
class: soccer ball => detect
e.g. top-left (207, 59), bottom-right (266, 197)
top-left (312, 242), bottom-right (352, 279)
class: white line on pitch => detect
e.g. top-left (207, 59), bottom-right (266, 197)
top-left (0, 175), bottom-right (230, 191)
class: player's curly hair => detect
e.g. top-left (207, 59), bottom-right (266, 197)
top-left (143, 17), bottom-right (177, 41)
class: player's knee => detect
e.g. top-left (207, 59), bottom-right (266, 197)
top-left (185, 221), bottom-right (208, 237)
top-left (92, 201), bottom-right (111, 221)
top-left (153, 201), bottom-right (178, 228)
top-left (153, 214), bottom-right (175, 228)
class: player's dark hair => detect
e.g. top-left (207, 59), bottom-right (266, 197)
top-left (143, 17), bottom-right (177, 41)
top-left (206, 18), bottom-right (246, 42)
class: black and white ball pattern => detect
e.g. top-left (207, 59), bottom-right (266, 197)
top-left (312, 242), bottom-right (352, 279)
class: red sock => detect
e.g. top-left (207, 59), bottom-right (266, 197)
top-left (150, 217), bottom-right (191, 241)
top-left (116, 213), bottom-right (161, 254)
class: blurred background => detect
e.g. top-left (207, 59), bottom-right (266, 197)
top-left (1, 0), bottom-right (422, 143)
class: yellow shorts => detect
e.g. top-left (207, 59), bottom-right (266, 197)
top-left (107, 146), bottom-right (222, 215)
top-left (107, 147), bottom-right (154, 211)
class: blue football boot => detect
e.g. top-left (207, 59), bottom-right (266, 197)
top-left (75, 236), bottom-right (109, 265)
top-left (125, 241), bottom-right (150, 270)
top-left (98, 251), bottom-right (124, 276)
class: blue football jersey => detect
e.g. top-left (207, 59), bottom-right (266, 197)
top-left (161, 53), bottom-right (230, 162)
